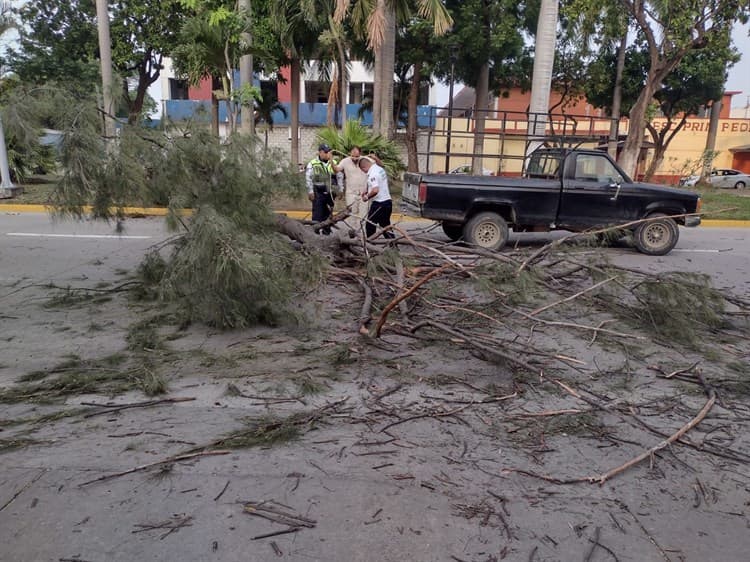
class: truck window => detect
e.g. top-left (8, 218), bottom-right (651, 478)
top-left (526, 152), bottom-right (561, 179)
top-left (572, 154), bottom-right (621, 183)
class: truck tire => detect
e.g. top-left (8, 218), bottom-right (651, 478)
top-left (464, 212), bottom-right (509, 251)
top-left (634, 213), bottom-right (679, 256)
top-left (442, 222), bottom-right (463, 241)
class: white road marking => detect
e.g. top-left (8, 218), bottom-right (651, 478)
top-left (6, 232), bottom-right (152, 240)
top-left (672, 249), bottom-right (721, 253)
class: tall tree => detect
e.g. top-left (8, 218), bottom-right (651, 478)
top-left (336, 0), bottom-right (451, 138)
top-left (271, 1), bottom-right (326, 166)
top-left (562, 0), bottom-right (630, 158)
top-left (435, 0), bottom-right (528, 174)
top-left (173, 0), bottom-right (260, 135)
top-left (616, 0), bottom-right (749, 177)
top-left (6, 0), bottom-right (186, 124)
top-left (586, 33), bottom-right (738, 180)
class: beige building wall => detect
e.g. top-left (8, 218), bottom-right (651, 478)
top-left (432, 116), bottom-right (750, 182)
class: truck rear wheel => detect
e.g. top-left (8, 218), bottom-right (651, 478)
top-left (634, 213), bottom-right (679, 256)
top-left (464, 212), bottom-right (509, 251)
top-left (442, 222), bottom-right (463, 241)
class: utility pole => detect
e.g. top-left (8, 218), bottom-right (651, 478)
top-left (240, 0), bottom-right (255, 135)
top-left (96, 0), bottom-right (116, 139)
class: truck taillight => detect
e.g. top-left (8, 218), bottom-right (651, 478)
top-left (418, 182), bottom-right (427, 204)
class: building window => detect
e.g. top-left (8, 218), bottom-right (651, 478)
top-left (305, 81), bottom-right (329, 103)
top-left (349, 82), bottom-right (374, 104)
top-left (169, 78), bottom-right (189, 100)
top-left (260, 80), bottom-right (277, 101)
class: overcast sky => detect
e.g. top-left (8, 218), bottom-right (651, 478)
top-left (726, 21), bottom-right (750, 108)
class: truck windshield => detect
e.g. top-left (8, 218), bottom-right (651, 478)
top-left (526, 151), bottom-right (562, 179)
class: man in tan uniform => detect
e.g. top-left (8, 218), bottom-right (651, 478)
top-left (333, 146), bottom-right (369, 235)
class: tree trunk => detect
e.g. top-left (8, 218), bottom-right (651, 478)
top-left (643, 123), bottom-right (665, 181)
top-left (406, 60), bottom-right (422, 172)
top-left (526, 0), bottom-right (558, 158)
top-left (128, 68), bottom-right (153, 126)
top-left (618, 80), bottom-right (656, 179)
top-left (379, 5), bottom-right (396, 139)
top-left (608, 34), bottom-right (627, 159)
top-left (702, 96), bottom-right (723, 179)
top-left (95, 0), bottom-right (115, 138)
top-left (338, 36), bottom-right (347, 128)
top-left (471, 63), bottom-right (490, 175)
top-left (211, 92), bottom-right (220, 137)
top-left (290, 56), bottom-right (301, 167)
top-left (327, 68), bottom-right (338, 127)
top-left (240, 0), bottom-right (255, 135)
top-left (372, 46), bottom-right (382, 133)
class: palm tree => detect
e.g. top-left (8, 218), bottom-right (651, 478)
top-left (271, 1), bottom-right (325, 166)
top-left (526, 0), bottom-right (558, 159)
top-left (336, 0), bottom-right (451, 138)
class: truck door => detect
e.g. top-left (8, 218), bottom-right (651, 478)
top-left (557, 153), bottom-right (625, 227)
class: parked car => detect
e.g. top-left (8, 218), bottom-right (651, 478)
top-left (679, 168), bottom-right (749, 188)
top-left (402, 148), bottom-right (701, 256)
top-left (449, 165), bottom-right (494, 176)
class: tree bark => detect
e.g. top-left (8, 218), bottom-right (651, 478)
top-left (95, 0), bottom-right (115, 138)
top-left (471, 63), bottom-right (490, 175)
top-left (337, 34), bottom-right (347, 128)
top-left (240, 0), bottom-right (255, 135)
top-left (526, 0), bottom-right (558, 158)
top-left (290, 56), bottom-right (301, 167)
top-left (406, 60), bottom-right (422, 172)
top-left (608, 34), bottom-right (627, 159)
top-left (372, 46), bottom-right (382, 134)
top-left (211, 92), bottom-right (220, 137)
top-left (379, 4), bottom-right (396, 139)
top-left (702, 96), bottom-right (723, 180)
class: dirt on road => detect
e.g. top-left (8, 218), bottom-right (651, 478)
top-left (1, 232), bottom-right (749, 562)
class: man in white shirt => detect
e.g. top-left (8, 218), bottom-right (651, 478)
top-left (333, 146), bottom-right (369, 234)
top-left (358, 156), bottom-right (394, 239)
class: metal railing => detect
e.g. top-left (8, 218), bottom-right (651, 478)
top-left (422, 107), bottom-right (621, 175)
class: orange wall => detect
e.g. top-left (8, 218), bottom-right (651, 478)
top-left (495, 88), bottom-right (738, 120)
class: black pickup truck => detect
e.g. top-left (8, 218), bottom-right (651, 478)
top-left (402, 148), bottom-right (701, 255)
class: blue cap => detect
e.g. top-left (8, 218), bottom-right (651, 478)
top-left (318, 143), bottom-right (332, 152)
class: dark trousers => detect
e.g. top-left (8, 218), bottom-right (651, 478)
top-left (312, 186), bottom-right (334, 234)
top-left (366, 199), bottom-right (394, 239)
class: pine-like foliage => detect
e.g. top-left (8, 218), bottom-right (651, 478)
top-left (53, 103), bottom-right (324, 328)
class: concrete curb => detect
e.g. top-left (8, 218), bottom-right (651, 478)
top-left (1, 204), bottom-right (748, 227)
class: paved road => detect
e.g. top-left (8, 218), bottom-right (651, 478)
top-left (2, 211), bottom-right (749, 301)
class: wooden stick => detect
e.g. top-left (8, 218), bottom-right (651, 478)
top-left (589, 391), bottom-right (716, 485)
top-left (528, 276), bottom-right (617, 317)
top-left (78, 450), bottom-right (231, 487)
top-left (82, 397), bottom-right (196, 418)
top-left (374, 264), bottom-right (451, 337)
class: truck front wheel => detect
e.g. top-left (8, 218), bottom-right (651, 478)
top-left (442, 222), bottom-right (464, 241)
top-left (464, 212), bottom-right (509, 251)
top-left (634, 213), bottom-right (679, 256)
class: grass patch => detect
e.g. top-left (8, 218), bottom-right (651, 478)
top-left (0, 175), bottom-right (56, 205)
top-left (2, 353), bottom-right (168, 404)
top-left (693, 187), bottom-right (750, 221)
top-left (211, 414), bottom-right (304, 449)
